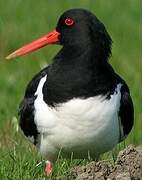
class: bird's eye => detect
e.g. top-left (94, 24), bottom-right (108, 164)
top-left (64, 18), bottom-right (75, 26)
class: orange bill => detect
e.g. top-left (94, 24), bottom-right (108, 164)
top-left (6, 30), bottom-right (60, 60)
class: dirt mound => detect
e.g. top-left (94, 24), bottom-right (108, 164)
top-left (68, 145), bottom-right (142, 180)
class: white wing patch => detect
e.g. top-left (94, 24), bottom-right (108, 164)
top-left (35, 75), bottom-right (47, 97)
top-left (34, 75), bottom-right (56, 132)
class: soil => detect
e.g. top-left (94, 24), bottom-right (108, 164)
top-left (67, 145), bottom-right (142, 180)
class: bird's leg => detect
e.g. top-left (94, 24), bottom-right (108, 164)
top-left (45, 160), bottom-right (53, 176)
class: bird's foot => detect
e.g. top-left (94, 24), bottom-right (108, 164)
top-left (45, 160), bottom-right (53, 176)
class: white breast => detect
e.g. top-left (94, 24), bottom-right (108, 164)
top-left (34, 75), bottom-right (122, 160)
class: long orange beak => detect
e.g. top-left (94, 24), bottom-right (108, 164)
top-left (6, 30), bottom-right (60, 60)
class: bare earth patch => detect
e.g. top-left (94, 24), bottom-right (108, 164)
top-left (67, 145), bottom-right (142, 180)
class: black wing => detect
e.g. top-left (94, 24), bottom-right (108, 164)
top-left (119, 85), bottom-right (134, 141)
top-left (19, 66), bottom-right (49, 145)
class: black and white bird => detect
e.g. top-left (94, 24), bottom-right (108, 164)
top-left (6, 9), bottom-right (134, 175)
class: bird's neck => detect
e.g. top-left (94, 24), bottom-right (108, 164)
top-left (45, 43), bottom-right (116, 106)
top-left (59, 43), bottom-right (91, 60)
top-left (49, 42), bottom-right (115, 90)
top-left (55, 42), bottom-right (111, 72)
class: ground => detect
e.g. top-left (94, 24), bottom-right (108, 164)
top-left (68, 145), bottom-right (142, 179)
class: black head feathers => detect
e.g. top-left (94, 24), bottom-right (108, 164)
top-left (56, 8), bottom-right (112, 62)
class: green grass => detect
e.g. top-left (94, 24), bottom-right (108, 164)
top-left (0, 0), bottom-right (142, 179)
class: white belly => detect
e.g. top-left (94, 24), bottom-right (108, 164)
top-left (34, 76), bottom-right (122, 161)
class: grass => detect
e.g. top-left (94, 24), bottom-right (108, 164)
top-left (0, 0), bottom-right (142, 179)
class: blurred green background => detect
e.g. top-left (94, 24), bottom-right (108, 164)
top-left (0, 0), bottom-right (142, 179)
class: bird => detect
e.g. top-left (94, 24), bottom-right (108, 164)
top-left (6, 8), bottom-right (134, 176)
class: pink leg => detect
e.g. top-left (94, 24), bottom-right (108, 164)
top-left (45, 160), bottom-right (53, 176)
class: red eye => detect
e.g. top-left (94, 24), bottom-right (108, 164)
top-left (64, 18), bottom-right (74, 26)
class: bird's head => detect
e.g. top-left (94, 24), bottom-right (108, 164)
top-left (6, 9), bottom-right (112, 61)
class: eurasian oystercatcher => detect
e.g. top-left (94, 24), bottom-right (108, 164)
top-left (6, 9), bottom-right (134, 176)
